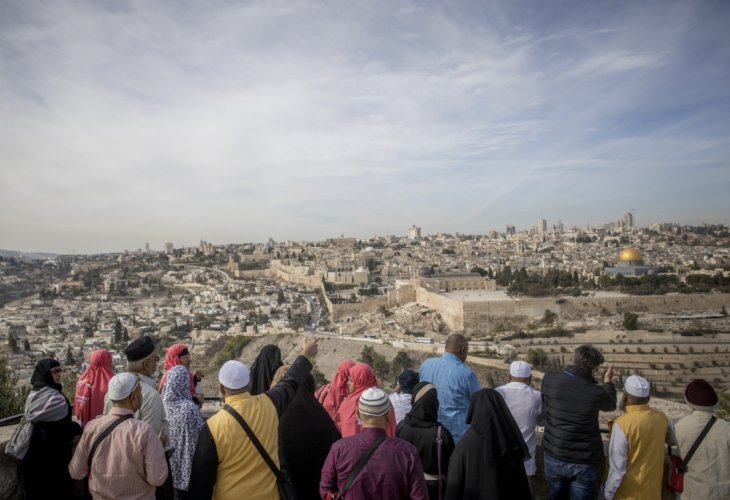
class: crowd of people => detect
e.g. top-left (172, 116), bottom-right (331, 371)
top-left (9, 333), bottom-right (730, 500)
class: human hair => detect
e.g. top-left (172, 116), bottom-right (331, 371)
top-left (357, 410), bottom-right (389, 428)
top-left (445, 333), bottom-right (468, 354)
top-left (220, 384), bottom-right (249, 397)
top-left (626, 394), bottom-right (650, 405)
top-left (573, 344), bottom-right (604, 372)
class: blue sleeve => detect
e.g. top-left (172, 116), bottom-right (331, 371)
top-left (467, 370), bottom-right (480, 394)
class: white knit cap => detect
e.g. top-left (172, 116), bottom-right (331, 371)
top-left (358, 387), bottom-right (390, 417)
top-left (510, 360), bottom-right (532, 378)
top-left (624, 375), bottom-right (650, 398)
top-left (219, 360), bottom-right (250, 390)
top-left (107, 373), bottom-right (139, 401)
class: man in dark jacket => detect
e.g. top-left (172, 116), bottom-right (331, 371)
top-left (541, 344), bottom-right (616, 500)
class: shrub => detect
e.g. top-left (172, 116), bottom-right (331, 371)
top-left (623, 312), bottom-right (638, 330)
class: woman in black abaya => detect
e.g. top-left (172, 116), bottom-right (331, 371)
top-left (278, 374), bottom-right (341, 499)
top-left (444, 388), bottom-right (532, 500)
top-left (397, 382), bottom-right (455, 500)
top-left (249, 344), bottom-right (283, 395)
top-left (22, 358), bottom-right (82, 500)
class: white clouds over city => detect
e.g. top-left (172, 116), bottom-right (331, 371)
top-left (1, 0), bottom-right (729, 253)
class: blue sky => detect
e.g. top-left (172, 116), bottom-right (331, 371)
top-left (1, 0), bottom-right (729, 254)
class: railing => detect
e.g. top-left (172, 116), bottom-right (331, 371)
top-left (0, 413), bottom-right (23, 426)
top-left (0, 396), bottom-right (224, 428)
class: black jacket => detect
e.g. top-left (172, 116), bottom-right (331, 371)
top-left (541, 365), bottom-right (616, 464)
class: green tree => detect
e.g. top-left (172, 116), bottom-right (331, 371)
top-left (716, 392), bottom-right (730, 421)
top-left (623, 312), bottom-right (638, 330)
top-left (527, 348), bottom-right (549, 370)
top-left (542, 309), bottom-right (558, 326)
top-left (0, 356), bottom-right (26, 418)
top-left (23, 338), bottom-right (30, 351)
top-left (277, 289), bottom-right (286, 304)
top-left (392, 351), bottom-right (413, 374)
top-left (8, 331), bottom-right (18, 353)
top-left (65, 346), bottom-right (76, 365)
top-left (113, 318), bottom-right (123, 344)
top-left (470, 266), bottom-right (488, 277)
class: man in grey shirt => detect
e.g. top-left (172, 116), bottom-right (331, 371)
top-left (104, 335), bottom-right (169, 444)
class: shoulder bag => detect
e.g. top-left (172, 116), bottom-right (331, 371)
top-left (4, 416), bottom-right (33, 460)
top-left (668, 416), bottom-right (717, 493)
top-left (436, 425), bottom-right (444, 500)
top-left (326, 432), bottom-right (387, 500)
top-left (223, 405), bottom-right (298, 500)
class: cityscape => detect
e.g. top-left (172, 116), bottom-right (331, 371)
top-left (1, 217), bottom-right (729, 409)
top-left (2, 2), bottom-right (730, 497)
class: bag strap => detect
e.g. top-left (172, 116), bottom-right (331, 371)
top-left (436, 425), bottom-right (443, 500)
top-left (681, 416), bottom-right (717, 469)
top-left (87, 414), bottom-right (133, 470)
top-left (340, 433), bottom-right (387, 497)
top-left (223, 405), bottom-right (280, 478)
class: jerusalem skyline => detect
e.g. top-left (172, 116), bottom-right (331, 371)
top-left (1, 1), bottom-right (729, 254)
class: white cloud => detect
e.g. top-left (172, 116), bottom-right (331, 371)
top-left (0, 0), bottom-right (728, 253)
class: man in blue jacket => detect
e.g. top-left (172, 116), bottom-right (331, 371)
top-left (541, 344), bottom-right (616, 500)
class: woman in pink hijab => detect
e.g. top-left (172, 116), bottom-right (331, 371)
top-left (336, 363), bottom-right (396, 438)
top-left (318, 359), bottom-right (356, 420)
top-left (73, 349), bottom-right (114, 426)
top-left (159, 343), bottom-right (198, 400)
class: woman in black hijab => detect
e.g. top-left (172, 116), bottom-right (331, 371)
top-left (249, 344), bottom-right (283, 395)
top-left (278, 374), bottom-right (341, 499)
top-left (22, 358), bottom-right (82, 499)
top-left (444, 388), bottom-right (532, 500)
top-left (397, 382), bottom-right (455, 500)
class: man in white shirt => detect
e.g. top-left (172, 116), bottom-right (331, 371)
top-left (603, 375), bottom-right (668, 500)
top-left (496, 360), bottom-right (544, 487)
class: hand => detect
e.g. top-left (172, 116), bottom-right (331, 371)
top-left (603, 364), bottom-right (614, 384)
top-left (302, 337), bottom-right (319, 358)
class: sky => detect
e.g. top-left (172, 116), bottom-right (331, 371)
top-left (1, 0), bottom-right (729, 254)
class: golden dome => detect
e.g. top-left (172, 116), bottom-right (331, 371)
top-left (619, 248), bottom-right (642, 262)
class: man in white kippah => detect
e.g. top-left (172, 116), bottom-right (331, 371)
top-left (69, 373), bottom-right (168, 499)
top-left (189, 338), bottom-right (320, 500)
top-left (321, 388), bottom-right (428, 499)
top-left (604, 375), bottom-right (669, 500)
top-left (495, 360), bottom-right (544, 491)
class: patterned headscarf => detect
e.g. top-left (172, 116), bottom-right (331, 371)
top-left (162, 366), bottom-right (204, 491)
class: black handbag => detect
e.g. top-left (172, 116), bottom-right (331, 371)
top-left (223, 405), bottom-right (299, 500)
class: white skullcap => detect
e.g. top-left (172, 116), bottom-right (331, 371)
top-left (219, 360), bottom-right (250, 390)
top-left (358, 387), bottom-right (390, 417)
top-left (624, 375), bottom-right (650, 398)
top-left (510, 360), bottom-right (532, 378)
top-left (108, 373), bottom-right (139, 401)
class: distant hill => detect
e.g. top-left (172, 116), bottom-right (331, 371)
top-left (0, 249), bottom-right (58, 261)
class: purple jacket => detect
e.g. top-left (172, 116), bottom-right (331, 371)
top-left (320, 428), bottom-right (428, 500)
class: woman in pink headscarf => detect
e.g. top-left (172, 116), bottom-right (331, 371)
top-left (159, 343), bottom-right (198, 398)
top-left (318, 359), bottom-right (356, 420)
top-left (73, 349), bottom-right (114, 426)
top-left (335, 363), bottom-right (396, 438)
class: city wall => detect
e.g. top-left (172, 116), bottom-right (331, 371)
top-left (461, 293), bottom-right (730, 332)
top-left (269, 264), bottom-right (323, 289)
top-left (416, 288), bottom-right (465, 330)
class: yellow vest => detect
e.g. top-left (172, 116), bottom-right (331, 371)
top-left (207, 392), bottom-right (280, 500)
top-left (615, 404), bottom-right (668, 500)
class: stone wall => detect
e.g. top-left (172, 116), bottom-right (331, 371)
top-left (442, 293), bottom-right (729, 332)
top-left (415, 288), bottom-right (465, 330)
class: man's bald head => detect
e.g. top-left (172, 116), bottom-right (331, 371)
top-left (445, 334), bottom-right (469, 361)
